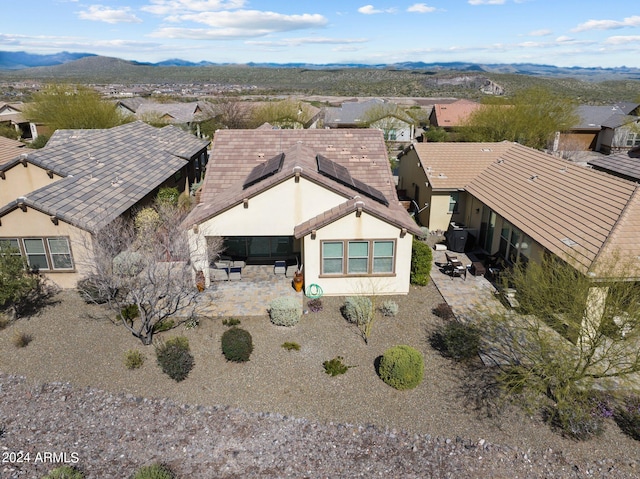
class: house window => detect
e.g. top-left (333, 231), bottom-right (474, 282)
top-left (322, 241), bottom-right (344, 274)
top-left (626, 132), bottom-right (640, 147)
top-left (348, 241), bottom-right (369, 273)
top-left (23, 238), bottom-right (49, 270)
top-left (0, 237), bottom-right (74, 271)
top-left (448, 192), bottom-right (459, 213)
top-left (321, 239), bottom-right (396, 276)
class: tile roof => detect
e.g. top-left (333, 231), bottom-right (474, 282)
top-left (430, 99), bottom-right (481, 127)
top-left (186, 128), bottom-right (422, 236)
top-left (323, 99), bottom-right (412, 126)
top-left (1, 121), bottom-right (209, 232)
top-left (0, 136), bottom-right (26, 166)
top-left (408, 141), bottom-right (514, 190)
top-left (463, 142), bottom-right (639, 274)
top-left (587, 149), bottom-right (640, 181)
top-left (572, 104), bottom-right (640, 130)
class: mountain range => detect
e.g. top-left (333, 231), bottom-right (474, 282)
top-left (1, 50), bottom-right (639, 81)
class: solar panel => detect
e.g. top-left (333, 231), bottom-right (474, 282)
top-left (243, 153), bottom-right (284, 189)
top-left (316, 154), bottom-right (388, 206)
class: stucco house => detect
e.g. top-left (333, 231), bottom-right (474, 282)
top-left (184, 128), bottom-right (423, 295)
top-left (428, 99), bottom-right (481, 131)
top-left (0, 121), bottom-right (209, 288)
top-left (0, 102), bottom-right (41, 141)
top-left (397, 141), bottom-right (640, 280)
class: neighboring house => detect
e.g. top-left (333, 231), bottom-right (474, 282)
top-left (0, 121), bottom-right (209, 288)
top-left (558, 103), bottom-right (640, 155)
top-left (0, 136), bottom-right (27, 167)
top-left (323, 99), bottom-right (415, 142)
top-left (0, 102), bottom-right (41, 141)
top-left (397, 141), bottom-right (640, 280)
top-left (428, 99), bottom-right (481, 130)
top-left (115, 98), bottom-right (216, 135)
top-left (587, 147), bottom-right (640, 182)
top-left (184, 128), bottom-right (423, 295)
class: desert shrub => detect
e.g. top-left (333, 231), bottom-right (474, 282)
top-left (432, 302), bottom-right (455, 320)
top-left (431, 321), bottom-right (480, 361)
top-left (155, 336), bottom-right (194, 382)
top-left (547, 395), bottom-right (605, 441)
top-left (153, 319), bottom-right (174, 333)
top-left (120, 304), bottom-right (140, 324)
top-left (28, 134), bottom-right (50, 149)
top-left (615, 395), bottom-right (640, 441)
top-left (131, 463), bottom-right (176, 479)
top-left (12, 330), bottom-right (32, 348)
top-left (124, 349), bottom-right (145, 369)
top-left (343, 296), bottom-right (373, 325)
top-left (323, 356), bottom-right (351, 376)
top-left (269, 296), bottom-right (302, 326)
top-left (0, 311), bottom-right (11, 330)
top-left (281, 341), bottom-right (301, 351)
top-left (221, 327), bottom-right (253, 362)
top-left (378, 345), bottom-right (424, 390)
top-left (42, 465), bottom-right (85, 479)
top-left (222, 318), bottom-right (241, 327)
top-left (134, 207), bottom-right (161, 233)
top-left (410, 239), bottom-right (432, 286)
top-left (156, 187), bottom-right (180, 206)
top-left (77, 275), bottom-right (113, 304)
top-left (307, 298), bottom-right (323, 312)
top-left (379, 300), bottom-right (399, 317)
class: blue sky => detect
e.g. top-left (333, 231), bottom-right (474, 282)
top-left (1, 1), bottom-right (639, 68)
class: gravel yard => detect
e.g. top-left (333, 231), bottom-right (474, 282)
top-left (0, 285), bottom-right (639, 478)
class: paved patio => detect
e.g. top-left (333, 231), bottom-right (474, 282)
top-left (196, 265), bottom-right (304, 317)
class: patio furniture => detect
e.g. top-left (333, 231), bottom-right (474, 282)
top-left (274, 260), bottom-right (287, 275)
top-left (470, 261), bottom-right (486, 277)
top-left (228, 267), bottom-right (242, 281)
top-left (211, 268), bottom-right (229, 281)
top-left (449, 261), bottom-right (467, 280)
top-left (232, 260), bottom-right (246, 268)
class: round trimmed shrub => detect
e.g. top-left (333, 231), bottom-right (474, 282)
top-left (343, 296), bottom-right (373, 325)
top-left (131, 463), bottom-right (176, 479)
top-left (221, 327), bottom-right (253, 362)
top-left (155, 336), bottom-right (194, 382)
top-left (378, 345), bottom-right (424, 390)
top-left (269, 296), bottom-right (302, 326)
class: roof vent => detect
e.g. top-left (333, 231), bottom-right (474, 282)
top-left (561, 238), bottom-right (578, 247)
top-left (480, 148), bottom-right (492, 152)
top-left (529, 174), bottom-right (539, 181)
top-left (496, 159), bottom-right (505, 164)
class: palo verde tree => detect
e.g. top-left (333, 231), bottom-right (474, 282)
top-left (479, 253), bottom-right (640, 420)
top-left (251, 99), bottom-right (316, 129)
top-left (23, 84), bottom-right (133, 132)
top-left (80, 198), bottom-right (220, 345)
top-left (460, 86), bottom-right (579, 150)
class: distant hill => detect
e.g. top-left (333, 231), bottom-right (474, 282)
top-left (1, 51), bottom-right (640, 82)
top-left (0, 51), bottom-right (96, 69)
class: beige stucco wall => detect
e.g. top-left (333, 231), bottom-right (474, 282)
top-left (0, 163), bottom-right (62, 207)
top-left (302, 210), bottom-right (413, 296)
top-left (0, 206), bottom-right (94, 289)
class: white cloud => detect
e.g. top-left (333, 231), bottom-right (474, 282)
top-left (407, 4), bottom-right (436, 13)
top-left (357, 5), bottom-right (396, 14)
top-left (604, 35), bottom-right (640, 45)
top-left (572, 15), bottom-right (640, 32)
top-left (141, 0), bottom-right (246, 15)
top-left (162, 10), bottom-right (326, 31)
top-left (246, 37), bottom-right (368, 47)
top-left (77, 5), bottom-right (142, 24)
top-left (468, 0), bottom-right (506, 5)
top-left (527, 29), bottom-right (552, 37)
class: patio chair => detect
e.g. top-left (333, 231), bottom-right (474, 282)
top-left (274, 260), bottom-right (287, 275)
top-left (211, 268), bottom-right (229, 281)
top-left (228, 267), bottom-right (242, 281)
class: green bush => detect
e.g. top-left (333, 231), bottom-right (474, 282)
top-left (153, 319), bottom-right (175, 333)
top-left (431, 321), bottom-right (480, 361)
top-left (124, 349), bottom-right (145, 369)
top-left (155, 336), bottom-right (194, 382)
top-left (120, 304), bottom-right (140, 324)
top-left (42, 465), bottom-right (85, 479)
top-left (282, 341), bottom-right (301, 351)
top-left (269, 296), bottom-right (302, 326)
top-left (615, 396), bottom-right (640, 441)
top-left (323, 356), bottom-right (351, 376)
top-left (222, 318), bottom-right (241, 327)
top-left (548, 396), bottom-right (604, 441)
top-left (379, 345), bottom-right (424, 390)
top-left (343, 296), bottom-right (373, 325)
top-left (134, 207), bottom-right (161, 233)
top-left (410, 239), bottom-right (432, 286)
top-left (28, 134), bottom-right (50, 149)
top-left (379, 300), bottom-right (399, 317)
top-left (221, 327), bottom-right (253, 362)
top-left (131, 463), bottom-right (176, 479)
top-left (157, 187), bottom-right (180, 206)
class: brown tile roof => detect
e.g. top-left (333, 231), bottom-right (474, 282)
top-left (410, 141), bottom-right (514, 190)
top-left (431, 99), bottom-right (481, 128)
top-left (186, 128), bottom-right (422, 236)
top-left (464, 142), bottom-right (639, 273)
top-left (0, 136), bottom-right (26, 166)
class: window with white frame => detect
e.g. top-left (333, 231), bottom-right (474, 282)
top-left (321, 239), bottom-right (395, 276)
top-left (0, 237), bottom-right (74, 271)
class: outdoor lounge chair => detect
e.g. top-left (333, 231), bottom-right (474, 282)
top-left (228, 267), bottom-right (242, 281)
top-left (274, 260), bottom-right (287, 275)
